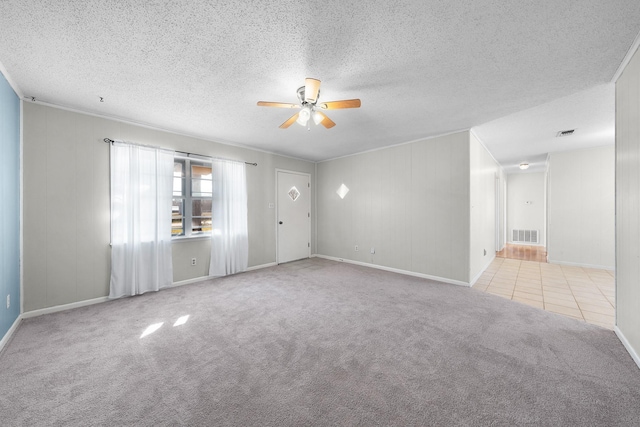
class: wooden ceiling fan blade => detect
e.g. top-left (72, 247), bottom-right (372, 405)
top-left (316, 111), bottom-right (336, 128)
top-left (279, 113), bottom-right (300, 129)
top-left (305, 78), bottom-right (321, 103)
top-left (319, 99), bottom-right (361, 110)
top-left (257, 101), bottom-right (300, 109)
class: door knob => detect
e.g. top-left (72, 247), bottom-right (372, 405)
top-left (279, 221), bottom-right (283, 224)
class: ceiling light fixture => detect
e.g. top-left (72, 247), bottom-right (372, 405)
top-left (519, 163), bottom-right (529, 170)
top-left (257, 78), bottom-right (359, 129)
top-left (296, 106), bottom-right (311, 126)
top-left (313, 110), bottom-right (324, 125)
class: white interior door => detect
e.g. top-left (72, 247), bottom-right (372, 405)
top-left (277, 170), bottom-right (310, 263)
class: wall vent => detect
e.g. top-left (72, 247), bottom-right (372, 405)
top-left (512, 229), bottom-right (539, 244)
top-left (556, 129), bottom-right (575, 137)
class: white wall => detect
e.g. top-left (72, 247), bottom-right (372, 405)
top-left (615, 44), bottom-right (640, 367)
top-left (506, 172), bottom-right (546, 246)
top-left (22, 102), bottom-right (315, 312)
top-left (497, 167), bottom-right (507, 251)
top-left (317, 130), bottom-right (502, 285)
top-left (317, 131), bottom-right (471, 284)
top-left (469, 132), bottom-right (500, 281)
top-left (547, 146), bottom-right (615, 269)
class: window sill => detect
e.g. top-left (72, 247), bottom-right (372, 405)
top-left (172, 234), bottom-right (211, 242)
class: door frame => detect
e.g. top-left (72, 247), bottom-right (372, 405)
top-left (495, 172), bottom-right (500, 251)
top-left (275, 169), bottom-right (311, 264)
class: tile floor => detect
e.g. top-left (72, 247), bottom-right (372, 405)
top-left (496, 243), bottom-right (547, 263)
top-left (474, 257), bottom-right (615, 329)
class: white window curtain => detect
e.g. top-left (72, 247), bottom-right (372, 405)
top-left (209, 159), bottom-right (249, 276)
top-left (109, 142), bottom-right (175, 298)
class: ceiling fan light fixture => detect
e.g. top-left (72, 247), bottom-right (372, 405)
top-left (258, 78), bottom-right (361, 129)
top-left (297, 107), bottom-right (311, 126)
top-left (313, 110), bottom-right (324, 125)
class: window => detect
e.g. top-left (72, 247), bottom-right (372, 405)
top-left (173, 159), bottom-right (212, 237)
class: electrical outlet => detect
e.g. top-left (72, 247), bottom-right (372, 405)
top-left (191, 258), bottom-right (197, 266)
top-left (370, 247), bottom-right (375, 254)
top-left (355, 245), bottom-right (359, 251)
top-left (268, 202), bottom-right (274, 209)
top-left (6, 294), bottom-right (9, 309)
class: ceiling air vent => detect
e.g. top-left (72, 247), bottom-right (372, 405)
top-left (556, 129), bottom-right (575, 137)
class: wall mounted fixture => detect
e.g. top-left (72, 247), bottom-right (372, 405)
top-left (337, 183), bottom-right (349, 199)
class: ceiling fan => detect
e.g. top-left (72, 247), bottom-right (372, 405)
top-left (257, 78), bottom-right (361, 129)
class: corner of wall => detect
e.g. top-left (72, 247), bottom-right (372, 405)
top-left (615, 41), bottom-right (640, 370)
top-left (468, 130), bottom-right (500, 283)
top-left (615, 327), bottom-right (640, 370)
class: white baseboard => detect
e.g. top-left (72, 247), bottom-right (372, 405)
top-left (547, 259), bottom-right (615, 271)
top-left (170, 276), bottom-right (214, 287)
top-left (0, 316), bottom-right (22, 354)
top-left (615, 326), bottom-right (640, 370)
top-left (315, 254), bottom-right (470, 287)
top-left (171, 262), bottom-right (278, 288)
top-left (508, 242), bottom-right (545, 247)
top-left (21, 262), bottom-right (277, 319)
top-left (22, 296), bottom-right (110, 319)
top-left (470, 254), bottom-right (496, 287)
top-left (246, 262), bottom-right (277, 271)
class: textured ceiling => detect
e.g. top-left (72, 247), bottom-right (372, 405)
top-left (0, 1), bottom-right (639, 164)
top-left (474, 83), bottom-right (616, 174)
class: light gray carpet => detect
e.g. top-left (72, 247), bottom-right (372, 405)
top-left (1, 258), bottom-right (639, 426)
